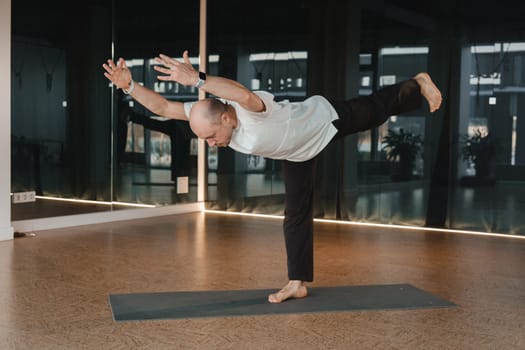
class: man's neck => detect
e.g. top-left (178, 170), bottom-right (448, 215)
top-left (227, 105), bottom-right (239, 129)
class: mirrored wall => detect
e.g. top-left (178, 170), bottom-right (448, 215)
top-left (11, 0), bottom-right (199, 220)
top-left (11, 0), bottom-right (525, 236)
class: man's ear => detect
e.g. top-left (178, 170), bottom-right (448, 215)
top-left (221, 112), bottom-right (230, 124)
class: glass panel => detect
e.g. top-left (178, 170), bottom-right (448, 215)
top-left (11, 0), bottom-right (200, 220)
top-left (113, 0), bottom-right (200, 205)
top-left (205, 0), bottom-right (308, 212)
top-left (11, 1), bottom-right (114, 220)
top-left (450, 42), bottom-right (525, 234)
top-left (348, 44), bottom-right (430, 226)
top-left (202, 2), bottom-right (524, 236)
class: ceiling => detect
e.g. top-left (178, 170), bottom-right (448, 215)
top-left (11, 0), bottom-right (525, 54)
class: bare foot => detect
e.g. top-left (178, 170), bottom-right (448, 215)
top-left (268, 280), bottom-right (308, 303)
top-left (414, 72), bottom-right (442, 113)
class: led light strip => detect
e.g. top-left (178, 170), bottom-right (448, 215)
top-left (11, 196), bottom-right (524, 239)
top-left (34, 195), bottom-right (156, 208)
top-left (204, 209), bottom-right (525, 240)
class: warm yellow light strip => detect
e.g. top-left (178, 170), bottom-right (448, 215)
top-left (204, 209), bottom-right (525, 240)
top-left (205, 209), bottom-right (284, 220)
top-left (112, 201), bottom-right (157, 208)
top-left (34, 195), bottom-right (156, 208)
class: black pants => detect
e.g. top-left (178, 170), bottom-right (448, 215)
top-left (129, 112), bottom-right (196, 179)
top-left (282, 78), bottom-right (422, 281)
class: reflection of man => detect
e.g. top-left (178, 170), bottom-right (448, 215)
top-left (103, 50), bottom-right (442, 303)
top-left (127, 110), bottom-right (195, 180)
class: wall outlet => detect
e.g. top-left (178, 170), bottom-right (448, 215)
top-left (176, 177), bottom-right (189, 194)
top-left (12, 191), bottom-right (36, 203)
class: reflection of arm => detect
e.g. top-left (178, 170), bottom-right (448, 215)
top-left (154, 51), bottom-right (265, 113)
top-left (128, 83), bottom-right (187, 120)
top-left (103, 57), bottom-right (188, 120)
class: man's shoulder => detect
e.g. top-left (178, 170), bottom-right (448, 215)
top-left (253, 90), bottom-right (275, 100)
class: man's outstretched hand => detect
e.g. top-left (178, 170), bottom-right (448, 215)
top-left (102, 58), bottom-right (132, 90)
top-left (154, 50), bottom-right (199, 87)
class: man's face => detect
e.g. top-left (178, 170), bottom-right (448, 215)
top-left (195, 121), bottom-right (234, 147)
top-left (189, 106), bottom-right (235, 147)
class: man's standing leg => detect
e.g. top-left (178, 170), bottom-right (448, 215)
top-left (268, 157), bottom-right (317, 303)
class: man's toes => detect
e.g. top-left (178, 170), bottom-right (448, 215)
top-left (268, 292), bottom-right (283, 303)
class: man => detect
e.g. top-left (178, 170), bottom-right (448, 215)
top-left (103, 50), bottom-right (442, 303)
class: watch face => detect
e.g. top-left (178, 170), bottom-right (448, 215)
top-left (195, 72), bottom-right (206, 88)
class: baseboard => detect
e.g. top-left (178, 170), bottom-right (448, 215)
top-left (12, 202), bottom-right (204, 233)
top-left (0, 224), bottom-right (14, 241)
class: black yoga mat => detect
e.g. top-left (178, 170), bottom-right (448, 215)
top-left (108, 283), bottom-right (455, 322)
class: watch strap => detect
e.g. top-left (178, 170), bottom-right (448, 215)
top-left (195, 71), bottom-right (206, 88)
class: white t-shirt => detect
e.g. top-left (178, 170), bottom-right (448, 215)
top-left (231, 91), bottom-right (339, 162)
top-left (185, 91), bottom-right (339, 162)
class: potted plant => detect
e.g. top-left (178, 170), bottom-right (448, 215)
top-left (460, 129), bottom-right (500, 182)
top-left (382, 128), bottom-right (422, 181)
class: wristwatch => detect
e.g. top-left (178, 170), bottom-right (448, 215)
top-left (195, 71), bottom-right (206, 88)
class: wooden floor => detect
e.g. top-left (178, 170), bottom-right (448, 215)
top-left (1, 212), bottom-right (524, 349)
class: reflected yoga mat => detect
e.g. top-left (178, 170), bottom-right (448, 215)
top-left (108, 283), bottom-right (455, 322)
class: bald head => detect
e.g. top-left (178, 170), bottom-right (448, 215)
top-left (188, 98), bottom-right (238, 148)
top-left (190, 98), bottom-right (228, 125)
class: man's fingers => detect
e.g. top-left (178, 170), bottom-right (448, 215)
top-left (158, 53), bottom-right (177, 66)
top-left (183, 50), bottom-right (191, 64)
top-left (117, 57), bottom-right (128, 69)
top-left (153, 65), bottom-right (172, 75)
top-left (102, 63), bottom-right (112, 74)
top-left (154, 56), bottom-right (171, 69)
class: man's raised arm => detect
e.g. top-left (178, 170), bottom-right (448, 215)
top-left (102, 58), bottom-right (187, 120)
top-left (154, 51), bottom-right (266, 113)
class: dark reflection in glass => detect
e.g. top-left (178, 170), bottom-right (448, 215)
top-left (113, 1), bottom-right (199, 206)
top-left (11, 0), bottom-right (199, 220)
top-left (11, 0), bottom-right (113, 220)
top-left (206, 0), bottom-right (308, 212)
top-left (10, 0), bottom-right (525, 235)
top-left (205, 1), bottom-right (525, 236)
top-left (450, 41), bottom-right (525, 234)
